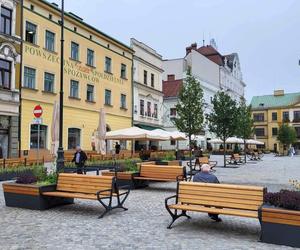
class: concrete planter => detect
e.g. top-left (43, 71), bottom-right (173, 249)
top-left (2, 182), bottom-right (74, 210)
top-left (102, 171), bottom-right (146, 189)
top-left (260, 205), bottom-right (300, 248)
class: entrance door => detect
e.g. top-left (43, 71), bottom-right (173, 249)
top-left (0, 129), bottom-right (9, 158)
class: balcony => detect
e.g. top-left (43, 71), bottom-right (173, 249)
top-left (293, 118), bottom-right (300, 123)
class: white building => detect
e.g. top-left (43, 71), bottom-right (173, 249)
top-left (0, 0), bottom-right (21, 158)
top-left (131, 38), bottom-right (164, 150)
top-left (161, 41), bottom-right (245, 150)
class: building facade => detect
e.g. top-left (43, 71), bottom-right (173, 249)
top-left (21, 0), bottom-right (133, 157)
top-left (131, 38), bottom-right (163, 150)
top-left (251, 90), bottom-right (300, 154)
top-left (0, 0), bottom-right (21, 158)
top-left (161, 41), bottom-right (245, 149)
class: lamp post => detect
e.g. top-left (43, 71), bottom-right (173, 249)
top-left (56, 0), bottom-right (65, 172)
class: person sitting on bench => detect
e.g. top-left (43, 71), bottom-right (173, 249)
top-left (193, 164), bottom-right (222, 222)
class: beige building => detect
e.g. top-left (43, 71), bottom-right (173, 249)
top-left (251, 90), bottom-right (300, 153)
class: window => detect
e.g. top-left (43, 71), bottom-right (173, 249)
top-left (121, 64), bottom-right (126, 79)
top-left (44, 72), bottom-right (54, 92)
top-left (0, 6), bottom-right (12, 35)
top-left (49, 14), bottom-right (52, 20)
top-left (45, 30), bottom-right (55, 51)
top-left (87, 49), bottom-right (94, 66)
top-left (24, 66), bottom-right (36, 89)
top-left (170, 140), bottom-right (176, 146)
top-left (105, 57), bottom-right (112, 73)
top-left (120, 94), bottom-right (126, 109)
top-left (143, 70), bottom-right (147, 85)
top-left (167, 74), bottom-right (175, 81)
top-left (0, 59), bottom-right (11, 89)
top-left (271, 112), bottom-right (277, 121)
top-left (140, 100), bottom-right (144, 115)
top-left (25, 21), bottom-right (37, 44)
top-left (147, 102), bottom-right (151, 117)
top-left (282, 111), bottom-right (289, 122)
top-left (151, 73), bottom-right (154, 87)
top-left (295, 127), bottom-right (300, 138)
top-left (70, 80), bottom-right (79, 98)
top-left (253, 113), bottom-right (264, 122)
top-left (170, 108), bottom-right (176, 117)
top-left (86, 84), bottom-right (94, 102)
top-left (154, 104), bottom-right (158, 118)
top-left (255, 128), bottom-right (265, 137)
top-left (71, 42), bottom-right (79, 60)
top-left (68, 128), bottom-right (81, 149)
top-left (105, 89), bottom-right (111, 105)
top-left (293, 111), bottom-right (300, 122)
top-left (30, 124), bottom-right (47, 149)
top-left (272, 127), bottom-right (278, 136)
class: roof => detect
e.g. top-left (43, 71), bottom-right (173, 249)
top-left (163, 79), bottom-right (183, 98)
top-left (197, 45), bottom-right (224, 66)
top-left (251, 92), bottom-right (300, 110)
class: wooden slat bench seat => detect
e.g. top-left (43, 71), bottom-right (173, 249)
top-left (42, 173), bottom-right (130, 218)
top-left (133, 165), bottom-right (186, 183)
top-left (165, 181), bottom-right (266, 229)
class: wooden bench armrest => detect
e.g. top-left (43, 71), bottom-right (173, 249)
top-left (165, 195), bottom-right (177, 208)
top-left (96, 188), bottom-right (113, 200)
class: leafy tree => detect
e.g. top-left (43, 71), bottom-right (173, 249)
top-left (206, 91), bottom-right (238, 167)
top-left (277, 124), bottom-right (297, 155)
top-left (174, 69), bottom-right (204, 169)
top-left (235, 98), bottom-right (253, 163)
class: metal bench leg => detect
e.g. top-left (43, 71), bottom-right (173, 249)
top-left (166, 207), bottom-right (191, 229)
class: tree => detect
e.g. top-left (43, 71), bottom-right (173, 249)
top-left (174, 69), bottom-right (204, 170)
top-left (206, 91), bottom-right (238, 167)
top-left (235, 98), bottom-right (253, 163)
top-left (277, 124), bottom-right (297, 155)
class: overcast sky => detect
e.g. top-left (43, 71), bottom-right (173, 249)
top-left (53, 0), bottom-right (300, 101)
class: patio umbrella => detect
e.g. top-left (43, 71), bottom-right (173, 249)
top-left (105, 127), bottom-right (169, 141)
top-left (208, 138), bottom-right (223, 144)
top-left (226, 137), bottom-right (244, 144)
top-left (50, 101), bottom-right (59, 156)
top-left (246, 139), bottom-right (264, 145)
top-left (96, 108), bottom-right (106, 155)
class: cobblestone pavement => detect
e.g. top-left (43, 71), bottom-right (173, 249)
top-left (0, 155), bottom-right (299, 249)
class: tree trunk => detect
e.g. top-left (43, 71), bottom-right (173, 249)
top-left (189, 134), bottom-right (192, 173)
top-left (223, 139), bottom-right (226, 168)
top-left (244, 139), bottom-right (247, 163)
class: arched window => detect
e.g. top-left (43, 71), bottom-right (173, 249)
top-left (68, 128), bottom-right (81, 149)
top-left (30, 124), bottom-right (47, 149)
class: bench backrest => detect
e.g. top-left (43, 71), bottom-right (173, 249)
top-left (199, 157), bottom-right (209, 164)
top-left (233, 154), bottom-right (240, 159)
top-left (177, 182), bottom-right (265, 211)
top-left (139, 165), bottom-right (185, 180)
top-left (56, 173), bottom-right (115, 194)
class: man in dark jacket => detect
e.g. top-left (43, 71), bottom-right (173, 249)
top-left (193, 164), bottom-right (222, 222)
top-left (72, 146), bottom-right (87, 174)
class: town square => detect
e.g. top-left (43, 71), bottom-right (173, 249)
top-left (0, 0), bottom-right (300, 249)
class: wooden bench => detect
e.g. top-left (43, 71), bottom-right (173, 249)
top-left (134, 165), bottom-right (186, 183)
top-left (226, 153), bottom-right (244, 165)
top-left (165, 181), bottom-right (265, 228)
top-left (42, 173), bottom-right (130, 218)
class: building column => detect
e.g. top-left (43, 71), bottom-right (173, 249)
top-left (10, 116), bottom-right (19, 158)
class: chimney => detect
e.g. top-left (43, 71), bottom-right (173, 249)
top-left (274, 90), bottom-right (284, 96)
top-left (185, 43), bottom-right (197, 55)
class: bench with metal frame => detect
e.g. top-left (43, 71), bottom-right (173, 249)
top-left (165, 181), bottom-right (265, 229)
top-left (42, 173), bottom-right (130, 218)
top-left (226, 153), bottom-right (245, 165)
top-left (133, 165), bottom-right (186, 183)
top-left (187, 156), bottom-right (217, 171)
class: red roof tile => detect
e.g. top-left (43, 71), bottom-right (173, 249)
top-left (163, 79), bottom-right (183, 98)
top-left (197, 45), bottom-right (224, 66)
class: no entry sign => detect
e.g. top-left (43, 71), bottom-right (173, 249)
top-left (33, 105), bottom-right (43, 118)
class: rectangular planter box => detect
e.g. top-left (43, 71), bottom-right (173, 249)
top-left (3, 183), bottom-right (74, 210)
top-left (260, 206), bottom-right (300, 248)
top-left (102, 171), bottom-right (147, 189)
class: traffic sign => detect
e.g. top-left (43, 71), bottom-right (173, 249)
top-left (33, 105), bottom-right (43, 118)
top-left (32, 118), bottom-right (43, 125)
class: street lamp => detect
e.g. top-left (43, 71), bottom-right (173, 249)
top-left (56, 0), bottom-right (65, 172)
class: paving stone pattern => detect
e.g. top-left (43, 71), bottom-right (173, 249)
top-left (0, 155), bottom-right (299, 249)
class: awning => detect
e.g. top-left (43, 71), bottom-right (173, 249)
top-left (135, 124), bottom-right (163, 131)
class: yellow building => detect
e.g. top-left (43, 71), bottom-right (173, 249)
top-left (21, 0), bottom-right (133, 157)
top-left (251, 90), bottom-right (300, 153)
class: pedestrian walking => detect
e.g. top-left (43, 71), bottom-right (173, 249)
top-left (72, 146), bottom-right (87, 174)
top-left (115, 142), bottom-right (121, 154)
